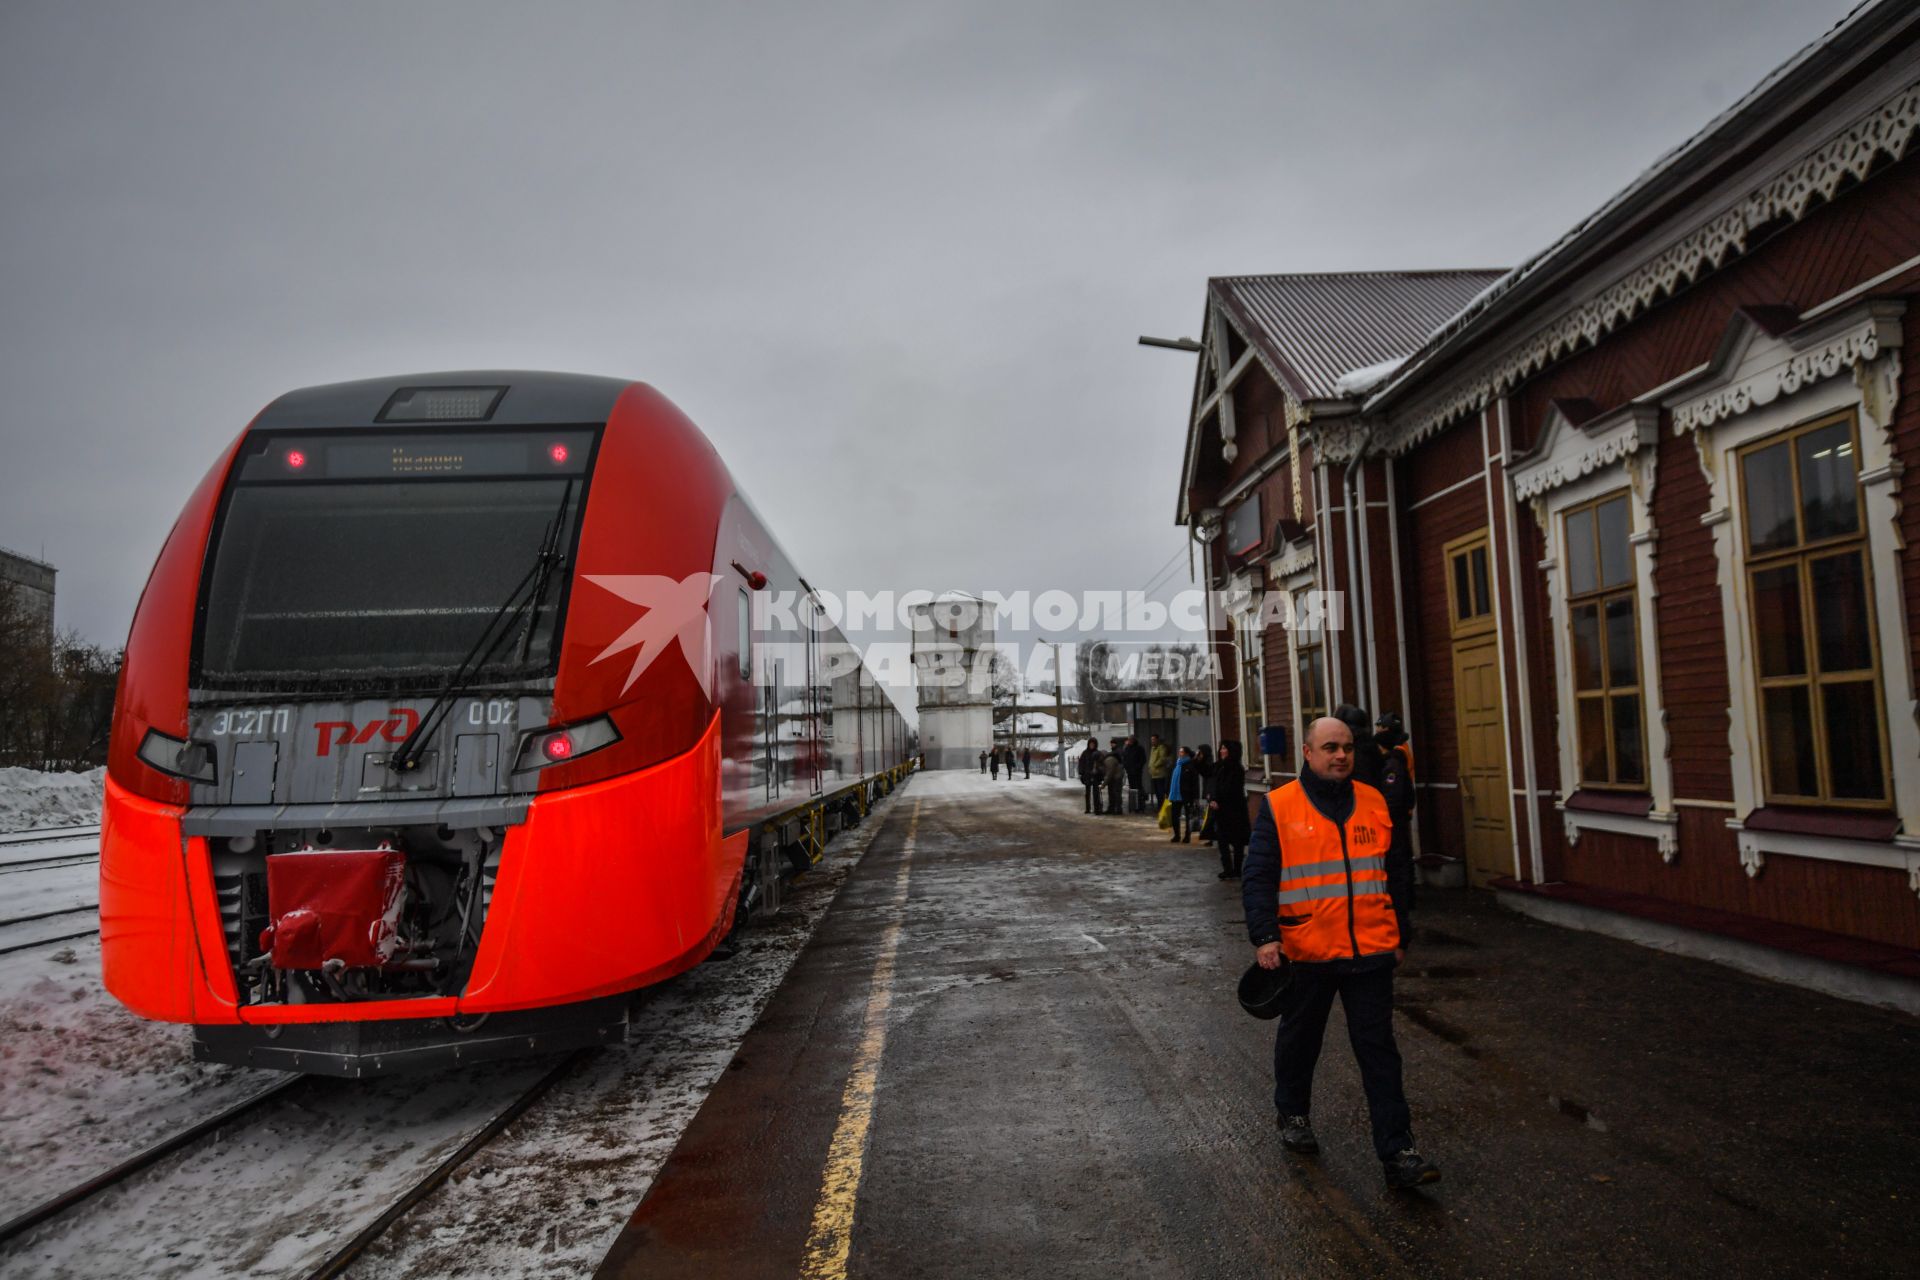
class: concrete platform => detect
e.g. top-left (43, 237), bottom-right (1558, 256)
top-left (598, 770), bottom-right (1919, 1278)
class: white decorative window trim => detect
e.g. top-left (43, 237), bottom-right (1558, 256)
top-left (1382, 78), bottom-right (1920, 456)
top-left (1671, 309), bottom-right (1898, 434)
top-left (1512, 402), bottom-right (1674, 846)
top-left (1556, 804), bottom-right (1680, 864)
top-left (1268, 537), bottom-right (1317, 582)
top-left (1728, 824), bottom-right (1920, 898)
top-left (1663, 299), bottom-right (1916, 868)
top-left (1512, 403), bottom-right (1659, 501)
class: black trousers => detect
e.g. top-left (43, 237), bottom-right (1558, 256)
top-left (1170, 798), bottom-right (1195, 838)
top-left (1217, 839), bottom-right (1243, 876)
top-left (1106, 779), bottom-right (1123, 813)
top-left (1272, 961), bottom-right (1413, 1161)
top-left (1084, 782), bottom-right (1100, 813)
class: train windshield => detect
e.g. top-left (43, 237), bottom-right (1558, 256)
top-left (195, 429), bottom-right (597, 692)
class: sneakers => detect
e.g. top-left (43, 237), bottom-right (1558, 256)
top-left (1278, 1115), bottom-right (1319, 1154)
top-left (1383, 1148), bottom-right (1441, 1188)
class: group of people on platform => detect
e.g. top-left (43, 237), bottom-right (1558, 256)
top-left (978, 746), bottom-right (1030, 779)
top-left (1074, 733), bottom-right (1254, 880)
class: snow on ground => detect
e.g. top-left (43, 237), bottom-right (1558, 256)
top-left (0, 835), bottom-right (100, 870)
top-left (345, 783), bottom-right (921, 1279)
top-left (0, 861), bottom-right (98, 924)
top-left (0, 769), bottom-right (105, 834)
top-left (5, 1043), bottom-right (555, 1277)
top-left (0, 933), bottom-right (281, 1231)
top-left (0, 781), bottom-right (919, 1279)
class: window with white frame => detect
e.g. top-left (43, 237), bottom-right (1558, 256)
top-left (1561, 491), bottom-right (1645, 789)
top-left (1510, 401), bottom-right (1674, 854)
top-left (1665, 299), bottom-right (1917, 877)
top-left (1736, 409), bottom-right (1888, 807)
top-left (1292, 585), bottom-right (1328, 730)
top-left (1237, 613), bottom-right (1265, 768)
top-left (1268, 541), bottom-right (1319, 767)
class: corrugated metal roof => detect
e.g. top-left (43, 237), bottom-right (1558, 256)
top-left (1209, 271), bottom-right (1505, 402)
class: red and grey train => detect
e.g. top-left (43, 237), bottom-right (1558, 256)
top-left (102, 372), bottom-right (913, 1075)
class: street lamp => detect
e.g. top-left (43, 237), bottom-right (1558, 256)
top-left (1038, 638), bottom-right (1071, 780)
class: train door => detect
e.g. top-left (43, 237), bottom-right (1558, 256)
top-left (762, 672), bottom-right (780, 803)
top-left (803, 594), bottom-right (824, 795)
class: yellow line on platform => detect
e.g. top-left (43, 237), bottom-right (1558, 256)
top-left (799, 797), bottom-right (919, 1280)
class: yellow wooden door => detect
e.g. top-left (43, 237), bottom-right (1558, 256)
top-left (1452, 635), bottom-right (1512, 886)
top-left (1443, 529), bottom-right (1512, 888)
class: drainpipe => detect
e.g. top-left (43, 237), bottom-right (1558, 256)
top-left (1496, 398), bottom-right (1546, 884)
top-left (1343, 458), bottom-right (1373, 714)
top-left (1349, 456), bottom-right (1380, 713)
top-left (1384, 454), bottom-right (1414, 728)
top-left (1384, 451), bottom-right (1422, 858)
top-left (1312, 464), bottom-right (1342, 704)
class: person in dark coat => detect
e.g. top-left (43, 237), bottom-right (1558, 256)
top-left (1209, 739), bottom-right (1250, 878)
top-left (1078, 737), bottom-right (1104, 813)
top-left (1194, 744), bottom-right (1216, 843)
top-left (1334, 704), bottom-right (1382, 791)
top-left (1122, 736), bottom-right (1148, 813)
top-left (1374, 712), bottom-right (1417, 944)
top-left (979, 749), bottom-right (988, 774)
top-left (1103, 738), bottom-right (1127, 815)
top-left (990, 748), bottom-right (1000, 779)
top-left (1021, 747), bottom-right (1031, 778)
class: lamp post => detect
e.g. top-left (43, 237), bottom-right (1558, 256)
top-left (1038, 638), bottom-right (1070, 780)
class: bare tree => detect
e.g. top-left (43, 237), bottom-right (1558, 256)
top-left (0, 578), bottom-right (122, 769)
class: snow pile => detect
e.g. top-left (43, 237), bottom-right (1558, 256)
top-left (1332, 355), bottom-right (1408, 398)
top-left (0, 766), bottom-right (106, 832)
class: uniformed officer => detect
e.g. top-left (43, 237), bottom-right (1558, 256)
top-left (1242, 715), bottom-right (1439, 1189)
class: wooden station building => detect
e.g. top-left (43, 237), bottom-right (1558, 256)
top-left (1176, 1), bottom-right (1920, 1005)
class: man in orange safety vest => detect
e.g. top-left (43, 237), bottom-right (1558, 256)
top-left (1242, 715), bottom-right (1440, 1189)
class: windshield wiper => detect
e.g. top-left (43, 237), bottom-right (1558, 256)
top-left (390, 479), bottom-right (576, 774)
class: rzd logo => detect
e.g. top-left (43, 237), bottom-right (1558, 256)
top-left (313, 709), bottom-right (420, 757)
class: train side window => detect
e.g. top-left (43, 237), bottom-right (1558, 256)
top-left (737, 589), bottom-right (752, 681)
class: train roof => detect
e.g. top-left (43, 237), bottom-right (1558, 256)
top-left (253, 370), bottom-right (635, 431)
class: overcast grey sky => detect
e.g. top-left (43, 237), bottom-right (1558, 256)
top-left (0, 0), bottom-right (1863, 667)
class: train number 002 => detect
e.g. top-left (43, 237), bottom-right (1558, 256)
top-left (467, 699), bottom-right (518, 728)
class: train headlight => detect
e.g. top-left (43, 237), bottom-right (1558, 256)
top-left (137, 728), bottom-right (218, 784)
top-left (512, 716), bottom-right (620, 773)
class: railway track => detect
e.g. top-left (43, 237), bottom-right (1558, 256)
top-left (306, 1048), bottom-right (594, 1279)
top-left (0, 1048), bottom-right (596, 1275)
top-left (0, 853), bottom-right (98, 875)
top-left (0, 1078), bottom-right (304, 1246)
top-left (0, 833), bottom-right (101, 956)
top-left (0, 824), bottom-right (102, 848)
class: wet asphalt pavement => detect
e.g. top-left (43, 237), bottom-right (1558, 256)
top-left (598, 770), bottom-right (1919, 1278)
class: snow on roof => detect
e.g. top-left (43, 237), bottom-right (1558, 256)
top-left (1332, 355), bottom-right (1407, 398)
